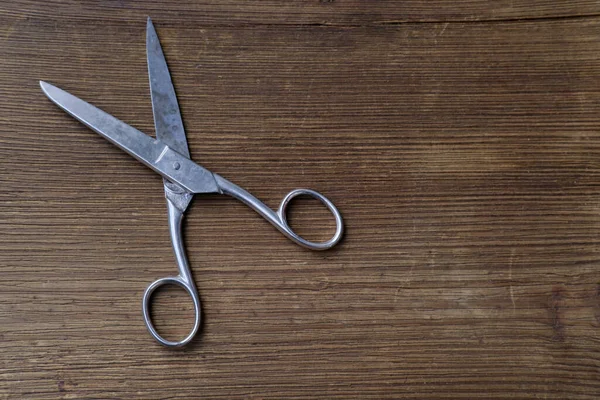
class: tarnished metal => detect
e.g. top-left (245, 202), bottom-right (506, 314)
top-left (40, 18), bottom-right (344, 348)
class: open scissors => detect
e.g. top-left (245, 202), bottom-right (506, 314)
top-left (40, 18), bottom-right (343, 347)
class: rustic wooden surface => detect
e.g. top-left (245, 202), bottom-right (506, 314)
top-left (2, 1), bottom-right (600, 398)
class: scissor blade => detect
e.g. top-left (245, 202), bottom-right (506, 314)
top-left (40, 81), bottom-right (219, 194)
top-left (146, 17), bottom-right (190, 158)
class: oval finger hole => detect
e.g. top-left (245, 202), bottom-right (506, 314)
top-left (148, 283), bottom-right (196, 343)
top-left (284, 194), bottom-right (337, 244)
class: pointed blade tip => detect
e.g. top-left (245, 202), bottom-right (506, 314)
top-left (39, 81), bottom-right (55, 97)
top-left (146, 17), bottom-right (154, 32)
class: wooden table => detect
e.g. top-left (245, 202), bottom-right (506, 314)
top-left (2, 1), bottom-right (599, 398)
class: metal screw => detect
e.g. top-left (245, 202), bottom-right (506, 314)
top-left (173, 162), bottom-right (180, 170)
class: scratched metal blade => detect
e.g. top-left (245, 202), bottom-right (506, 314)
top-left (40, 81), bottom-right (161, 165)
top-left (146, 17), bottom-right (190, 158)
top-left (39, 81), bottom-right (218, 194)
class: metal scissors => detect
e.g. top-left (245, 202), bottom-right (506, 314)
top-left (40, 18), bottom-right (343, 347)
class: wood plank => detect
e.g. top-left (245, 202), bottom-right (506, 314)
top-left (1, 2), bottom-right (600, 399)
top-left (1, 0), bottom-right (599, 25)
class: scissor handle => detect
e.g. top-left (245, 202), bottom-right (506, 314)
top-left (142, 199), bottom-right (201, 347)
top-left (277, 189), bottom-right (344, 249)
top-left (142, 276), bottom-right (201, 347)
top-left (214, 174), bottom-right (344, 250)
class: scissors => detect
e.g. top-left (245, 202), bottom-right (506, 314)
top-left (40, 18), bottom-right (343, 347)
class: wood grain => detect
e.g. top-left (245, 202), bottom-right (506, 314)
top-left (1, 1), bottom-right (600, 398)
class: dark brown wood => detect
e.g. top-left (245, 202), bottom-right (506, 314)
top-left (1, 1), bottom-right (600, 398)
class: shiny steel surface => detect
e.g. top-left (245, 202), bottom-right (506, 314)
top-left (146, 17), bottom-right (200, 346)
top-left (38, 81), bottom-right (219, 195)
top-left (40, 18), bottom-right (344, 347)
